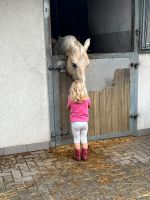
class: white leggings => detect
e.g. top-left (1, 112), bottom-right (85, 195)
top-left (71, 122), bottom-right (88, 144)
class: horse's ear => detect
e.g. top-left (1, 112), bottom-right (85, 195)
top-left (84, 38), bottom-right (90, 51)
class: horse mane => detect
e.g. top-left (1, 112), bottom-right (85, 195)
top-left (53, 35), bottom-right (82, 55)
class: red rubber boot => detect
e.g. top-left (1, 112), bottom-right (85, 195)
top-left (73, 149), bottom-right (81, 161)
top-left (82, 148), bottom-right (88, 161)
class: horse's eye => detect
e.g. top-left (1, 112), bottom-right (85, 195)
top-left (72, 63), bottom-right (77, 68)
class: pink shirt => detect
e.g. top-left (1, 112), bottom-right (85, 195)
top-left (67, 96), bottom-right (91, 122)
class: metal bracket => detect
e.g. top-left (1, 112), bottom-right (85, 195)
top-left (136, 29), bottom-right (141, 36)
top-left (129, 114), bottom-right (139, 119)
top-left (43, 0), bottom-right (50, 18)
top-left (45, 7), bottom-right (50, 12)
top-left (48, 64), bottom-right (66, 72)
top-left (130, 63), bottom-right (139, 68)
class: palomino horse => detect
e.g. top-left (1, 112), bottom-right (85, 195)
top-left (53, 35), bottom-right (90, 82)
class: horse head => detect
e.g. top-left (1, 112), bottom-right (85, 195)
top-left (53, 36), bottom-right (90, 82)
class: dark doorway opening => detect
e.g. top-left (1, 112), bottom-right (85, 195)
top-left (50, 0), bottom-right (134, 54)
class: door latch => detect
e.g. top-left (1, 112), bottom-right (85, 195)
top-left (48, 64), bottom-right (66, 72)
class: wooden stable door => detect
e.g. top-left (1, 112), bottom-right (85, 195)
top-left (59, 61), bottom-right (130, 141)
top-left (88, 68), bottom-right (130, 137)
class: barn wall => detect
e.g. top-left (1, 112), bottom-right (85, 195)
top-left (0, 0), bottom-right (50, 152)
top-left (138, 54), bottom-right (150, 131)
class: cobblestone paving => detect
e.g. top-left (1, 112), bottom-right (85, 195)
top-left (0, 135), bottom-right (150, 200)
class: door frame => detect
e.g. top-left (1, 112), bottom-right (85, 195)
top-left (44, 0), bottom-right (140, 146)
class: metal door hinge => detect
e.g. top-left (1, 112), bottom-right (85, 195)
top-left (136, 29), bottom-right (141, 36)
top-left (48, 64), bottom-right (66, 72)
top-left (130, 114), bottom-right (139, 119)
top-left (130, 63), bottom-right (139, 68)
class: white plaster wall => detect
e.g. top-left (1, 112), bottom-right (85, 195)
top-left (0, 0), bottom-right (50, 148)
top-left (138, 54), bottom-right (150, 130)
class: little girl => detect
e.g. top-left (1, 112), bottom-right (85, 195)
top-left (67, 80), bottom-right (91, 161)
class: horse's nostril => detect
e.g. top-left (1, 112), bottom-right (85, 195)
top-left (72, 63), bottom-right (77, 68)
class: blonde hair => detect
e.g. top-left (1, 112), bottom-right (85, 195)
top-left (69, 80), bottom-right (89, 102)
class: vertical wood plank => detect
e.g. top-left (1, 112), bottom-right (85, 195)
top-left (112, 69), bottom-right (119, 132)
top-left (121, 69), bottom-right (125, 131)
top-left (111, 85), bottom-right (118, 133)
top-left (124, 68), bottom-right (130, 131)
top-left (105, 87), bottom-right (112, 133)
top-left (88, 92), bottom-right (94, 136)
top-left (93, 92), bottom-right (100, 135)
top-left (59, 73), bottom-right (69, 133)
top-left (118, 69), bottom-right (124, 131)
top-left (99, 91), bottom-right (102, 135)
top-left (66, 75), bottom-right (73, 136)
top-left (100, 88), bottom-right (106, 134)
